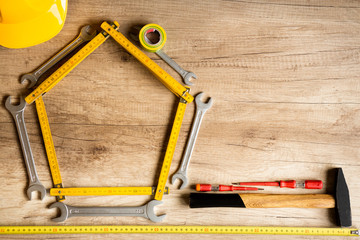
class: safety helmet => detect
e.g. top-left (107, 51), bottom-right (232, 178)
top-left (0, 0), bottom-right (67, 48)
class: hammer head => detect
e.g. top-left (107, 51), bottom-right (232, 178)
top-left (335, 168), bottom-right (351, 227)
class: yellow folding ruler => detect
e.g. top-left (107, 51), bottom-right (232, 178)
top-left (50, 187), bottom-right (169, 196)
top-left (37, 96), bottom-right (170, 198)
top-left (155, 98), bottom-right (188, 200)
top-left (0, 226), bottom-right (358, 236)
top-left (101, 21), bottom-right (194, 103)
top-left (24, 21), bottom-right (191, 201)
top-left (35, 96), bottom-right (65, 201)
top-left (25, 22), bottom-right (120, 104)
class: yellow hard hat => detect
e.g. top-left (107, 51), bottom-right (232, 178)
top-left (0, 0), bottom-right (67, 48)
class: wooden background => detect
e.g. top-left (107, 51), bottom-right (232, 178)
top-left (0, 0), bottom-right (359, 239)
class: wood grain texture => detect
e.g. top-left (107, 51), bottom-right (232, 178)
top-left (240, 194), bottom-right (335, 208)
top-left (0, 0), bottom-right (359, 239)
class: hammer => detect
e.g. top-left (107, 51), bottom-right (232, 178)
top-left (190, 168), bottom-right (351, 227)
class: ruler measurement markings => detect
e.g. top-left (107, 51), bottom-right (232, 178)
top-left (35, 96), bottom-right (65, 201)
top-left (100, 22), bottom-right (193, 103)
top-left (9, 21), bottom-right (352, 238)
top-left (0, 226), bottom-right (358, 236)
top-left (50, 187), bottom-right (169, 196)
top-left (25, 28), bottom-right (113, 104)
top-left (155, 100), bottom-right (187, 200)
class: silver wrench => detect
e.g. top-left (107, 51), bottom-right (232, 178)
top-left (155, 50), bottom-right (197, 86)
top-left (5, 96), bottom-right (46, 200)
top-left (20, 25), bottom-right (97, 88)
top-left (171, 93), bottom-right (213, 189)
top-left (50, 200), bottom-right (165, 222)
top-left (131, 26), bottom-right (196, 86)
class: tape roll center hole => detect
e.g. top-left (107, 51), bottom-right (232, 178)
top-left (145, 29), bottom-right (161, 45)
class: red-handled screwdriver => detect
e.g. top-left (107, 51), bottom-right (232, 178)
top-left (196, 184), bottom-right (263, 192)
top-left (232, 180), bottom-right (323, 189)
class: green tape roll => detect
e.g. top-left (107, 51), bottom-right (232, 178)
top-left (139, 23), bottom-right (167, 52)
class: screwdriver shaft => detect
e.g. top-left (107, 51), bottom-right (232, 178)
top-left (196, 184), bottom-right (263, 192)
top-left (234, 182), bottom-right (279, 186)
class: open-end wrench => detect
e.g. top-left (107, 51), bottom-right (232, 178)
top-left (131, 25), bottom-right (196, 86)
top-left (5, 96), bottom-right (46, 200)
top-left (155, 50), bottom-right (197, 86)
top-left (20, 25), bottom-right (97, 88)
top-left (171, 93), bottom-right (213, 189)
top-left (50, 200), bottom-right (165, 222)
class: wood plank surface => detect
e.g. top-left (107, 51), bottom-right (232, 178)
top-left (0, 0), bottom-right (359, 239)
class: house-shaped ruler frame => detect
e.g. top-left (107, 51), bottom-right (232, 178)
top-left (25, 21), bottom-right (193, 206)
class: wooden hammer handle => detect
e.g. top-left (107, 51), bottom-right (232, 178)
top-left (189, 193), bottom-right (335, 208)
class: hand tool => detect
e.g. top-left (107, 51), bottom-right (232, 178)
top-left (101, 21), bottom-right (194, 103)
top-left (190, 168), bottom-right (351, 227)
top-left (5, 96), bottom-right (46, 200)
top-left (25, 21), bottom-right (120, 104)
top-left (1, 226), bottom-right (358, 236)
top-left (138, 24), bottom-right (197, 86)
top-left (156, 51), bottom-right (197, 86)
top-left (36, 96), bottom-right (65, 201)
top-left (20, 25), bottom-right (97, 88)
top-left (232, 180), bottom-right (323, 189)
top-left (196, 184), bottom-right (263, 192)
top-left (49, 200), bottom-right (165, 223)
top-left (50, 186), bottom-right (169, 196)
top-left (21, 27), bottom-right (97, 200)
top-left (155, 98), bottom-right (188, 200)
top-left (171, 93), bottom-right (213, 189)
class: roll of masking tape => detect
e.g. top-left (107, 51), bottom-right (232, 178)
top-left (139, 24), bottom-right (167, 52)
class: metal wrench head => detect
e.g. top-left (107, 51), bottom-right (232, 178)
top-left (5, 96), bottom-right (26, 114)
top-left (183, 72), bottom-right (197, 86)
top-left (27, 183), bottom-right (47, 200)
top-left (49, 200), bottom-right (166, 223)
top-left (20, 25), bottom-right (96, 89)
top-left (6, 96), bottom-right (46, 201)
top-left (171, 171), bottom-right (188, 189)
top-left (20, 74), bottom-right (38, 89)
top-left (79, 25), bottom-right (97, 41)
top-left (145, 200), bottom-right (166, 222)
top-left (195, 92), bottom-right (213, 111)
top-left (49, 202), bottom-right (69, 222)
top-left (171, 92), bottom-right (213, 189)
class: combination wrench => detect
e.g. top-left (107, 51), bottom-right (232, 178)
top-left (20, 25), bottom-right (97, 88)
top-left (50, 200), bottom-right (165, 222)
top-left (171, 93), bottom-right (213, 189)
top-left (5, 96), bottom-right (46, 200)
